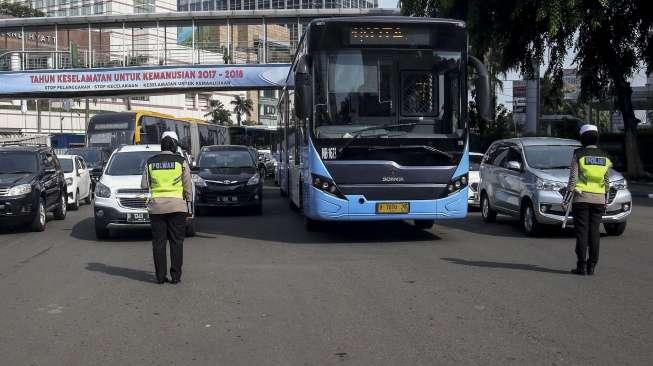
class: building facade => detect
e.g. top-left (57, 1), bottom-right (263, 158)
top-left (1, 0), bottom-right (379, 135)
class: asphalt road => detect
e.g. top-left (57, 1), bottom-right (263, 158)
top-left (1, 186), bottom-right (652, 366)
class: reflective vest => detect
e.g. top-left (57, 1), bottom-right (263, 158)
top-left (147, 154), bottom-right (185, 199)
top-left (575, 147), bottom-right (611, 194)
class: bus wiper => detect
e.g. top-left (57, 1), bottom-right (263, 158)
top-left (336, 122), bottom-right (423, 158)
top-left (366, 145), bottom-right (454, 160)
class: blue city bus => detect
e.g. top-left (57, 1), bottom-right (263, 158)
top-left (277, 16), bottom-right (489, 230)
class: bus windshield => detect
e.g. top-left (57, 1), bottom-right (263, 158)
top-left (313, 50), bottom-right (462, 139)
top-left (87, 113), bottom-right (136, 150)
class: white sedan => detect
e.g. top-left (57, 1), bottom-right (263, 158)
top-left (58, 154), bottom-right (92, 210)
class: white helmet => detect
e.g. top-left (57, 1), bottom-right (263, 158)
top-left (161, 131), bottom-right (179, 142)
top-left (579, 124), bottom-right (598, 136)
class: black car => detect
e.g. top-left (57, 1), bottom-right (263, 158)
top-left (192, 145), bottom-right (263, 215)
top-left (65, 147), bottom-right (110, 191)
top-left (0, 145), bottom-right (67, 231)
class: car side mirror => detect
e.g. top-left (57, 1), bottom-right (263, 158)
top-left (294, 55), bottom-right (313, 121)
top-left (506, 161), bottom-right (522, 171)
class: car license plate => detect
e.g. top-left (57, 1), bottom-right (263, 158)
top-left (376, 202), bottom-right (410, 214)
top-left (218, 196), bottom-right (238, 202)
top-left (127, 212), bottom-right (149, 223)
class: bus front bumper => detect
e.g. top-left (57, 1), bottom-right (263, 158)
top-left (304, 186), bottom-right (468, 221)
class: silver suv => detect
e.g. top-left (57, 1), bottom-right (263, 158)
top-left (478, 138), bottom-right (631, 236)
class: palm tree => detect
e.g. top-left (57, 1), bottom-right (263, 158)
top-left (204, 99), bottom-right (232, 125)
top-left (230, 95), bottom-right (254, 127)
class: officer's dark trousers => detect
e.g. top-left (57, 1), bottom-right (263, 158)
top-left (150, 212), bottom-right (186, 282)
top-left (572, 202), bottom-right (604, 265)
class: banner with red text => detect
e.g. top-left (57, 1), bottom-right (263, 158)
top-left (0, 64), bottom-right (291, 98)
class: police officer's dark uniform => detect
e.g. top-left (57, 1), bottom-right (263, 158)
top-left (563, 124), bottom-right (611, 276)
top-left (141, 132), bottom-right (192, 284)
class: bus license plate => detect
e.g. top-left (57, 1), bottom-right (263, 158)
top-left (127, 213), bottom-right (149, 223)
top-left (376, 202), bottom-right (410, 214)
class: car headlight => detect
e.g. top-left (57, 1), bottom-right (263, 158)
top-left (247, 173), bottom-right (261, 186)
top-left (611, 178), bottom-right (628, 190)
top-left (95, 182), bottom-right (111, 198)
top-left (192, 174), bottom-right (207, 187)
top-left (536, 178), bottom-right (566, 191)
top-left (7, 184), bottom-right (32, 196)
top-left (65, 177), bottom-right (73, 186)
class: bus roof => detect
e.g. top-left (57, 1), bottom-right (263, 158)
top-left (309, 16), bottom-right (465, 28)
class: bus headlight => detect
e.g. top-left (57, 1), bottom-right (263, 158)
top-left (95, 182), bottom-right (111, 198)
top-left (444, 174), bottom-right (468, 196)
top-left (192, 174), bottom-right (207, 187)
top-left (311, 173), bottom-right (346, 199)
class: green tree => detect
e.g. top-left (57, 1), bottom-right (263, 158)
top-left (204, 99), bottom-right (232, 126)
top-left (403, 0), bottom-right (652, 178)
top-left (0, 2), bottom-right (45, 17)
top-left (230, 95), bottom-right (253, 127)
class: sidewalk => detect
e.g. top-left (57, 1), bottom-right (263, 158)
top-left (629, 182), bottom-right (653, 199)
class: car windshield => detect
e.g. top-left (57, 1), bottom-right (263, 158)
top-left (199, 150), bottom-right (254, 169)
top-left (67, 149), bottom-right (102, 166)
top-left (313, 49), bottom-right (462, 139)
top-left (0, 152), bottom-right (38, 174)
top-left (105, 151), bottom-right (159, 176)
top-left (59, 158), bottom-right (74, 173)
top-left (470, 154), bottom-right (483, 171)
top-left (524, 145), bottom-right (579, 169)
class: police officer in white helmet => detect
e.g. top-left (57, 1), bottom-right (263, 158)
top-left (141, 131), bottom-right (192, 284)
top-left (563, 124), bottom-right (611, 276)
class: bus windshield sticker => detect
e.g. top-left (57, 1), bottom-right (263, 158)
top-left (321, 147), bottom-right (337, 160)
top-left (89, 133), bottom-right (113, 144)
top-left (93, 122), bottom-right (130, 130)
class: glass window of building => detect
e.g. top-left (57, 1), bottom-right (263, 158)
top-left (229, 0), bottom-right (241, 10)
top-left (215, 0), bottom-right (227, 10)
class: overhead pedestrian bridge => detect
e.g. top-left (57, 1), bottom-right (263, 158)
top-left (0, 8), bottom-right (398, 98)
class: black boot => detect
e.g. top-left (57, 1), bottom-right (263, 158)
top-left (571, 261), bottom-right (586, 275)
top-left (586, 263), bottom-right (596, 276)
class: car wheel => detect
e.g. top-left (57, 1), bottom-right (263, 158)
top-left (414, 220), bottom-right (435, 230)
top-left (30, 197), bottom-right (46, 232)
top-left (521, 201), bottom-right (542, 237)
top-left (185, 218), bottom-right (196, 237)
top-left (70, 190), bottom-right (80, 211)
top-left (53, 192), bottom-right (67, 220)
top-left (95, 221), bottom-right (109, 239)
top-left (604, 222), bottom-right (627, 236)
top-left (253, 202), bottom-right (263, 215)
top-left (481, 193), bottom-right (497, 223)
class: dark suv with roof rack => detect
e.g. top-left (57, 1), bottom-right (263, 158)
top-left (0, 145), bottom-right (68, 231)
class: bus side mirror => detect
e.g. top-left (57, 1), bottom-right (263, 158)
top-left (468, 56), bottom-right (491, 122)
top-left (294, 56), bottom-right (313, 121)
